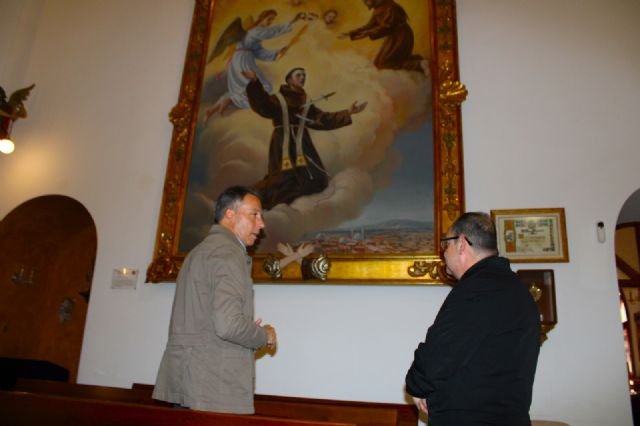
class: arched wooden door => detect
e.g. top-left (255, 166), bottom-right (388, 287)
top-left (0, 195), bottom-right (97, 383)
top-left (617, 222), bottom-right (640, 391)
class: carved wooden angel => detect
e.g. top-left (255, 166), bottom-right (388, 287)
top-left (0, 84), bottom-right (36, 121)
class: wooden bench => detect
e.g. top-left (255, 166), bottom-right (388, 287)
top-left (132, 383), bottom-right (416, 426)
top-left (15, 378), bottom-right (170, 406)
top-left (254, 394), bottom-right (415, 426)
top-left (0, 390), bottom-right (355, 426)
top-left (14, 379), bottom-right (417, 426)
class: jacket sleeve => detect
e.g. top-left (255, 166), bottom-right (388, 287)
top-left (211, 252), bottom-right (267, 350)
top-left (405, 291), bottom-right (484, 399)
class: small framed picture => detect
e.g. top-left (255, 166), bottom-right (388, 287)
top-left (516, 269), bottom-right (557, 325)
top-left (491, 208), bottom-right (569, 263)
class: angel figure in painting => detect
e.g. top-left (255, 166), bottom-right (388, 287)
top-left (339, 0), bottom-right (425, 72)
top-left (204, 10), bottom-right (307, 121)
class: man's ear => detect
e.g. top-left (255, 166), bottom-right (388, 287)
top-left (458, 234), bottom-right (469, 253)
top-left (223, 208), bottom-right (235, 221)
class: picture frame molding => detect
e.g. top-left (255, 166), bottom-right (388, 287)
top-left (516, 268), bottom-right (558, 345)
top-left (491, 208), bottom-right (569, 263)
top-left (146, 0), bottom-right (466, 284)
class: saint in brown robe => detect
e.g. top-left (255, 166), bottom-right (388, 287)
top-left (347, 0), bottom-right (423, 71)
top-left (246, 79), bottom-right (353, 210)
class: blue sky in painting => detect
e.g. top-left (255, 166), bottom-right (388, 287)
top-left (336, 120), bottom-right (434, 230)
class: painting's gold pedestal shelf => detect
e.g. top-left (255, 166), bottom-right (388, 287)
top-left (253, 254), bottom-right (454, 285)
top-left (540, 323), bottom-right (555, 346)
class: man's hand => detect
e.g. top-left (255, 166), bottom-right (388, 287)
top-left (263, 324), bottom-right (277, 349)
top-left (277, 242), bottom-right (316, 268)
top-left (296, 243), bottom-right (315, 259)
top-left (412, 397), bottom-right (428, 415)
top-left (277, 243), bottom-right (295, 257)
top-left (349, 101), bottom-right (368, 115)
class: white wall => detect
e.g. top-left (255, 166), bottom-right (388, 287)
top-left (1, 0), bottom-right (639, 425)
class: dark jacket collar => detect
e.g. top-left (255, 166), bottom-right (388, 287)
top-left (458, 255), bottom-right (511, 283)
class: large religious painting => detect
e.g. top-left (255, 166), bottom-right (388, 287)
top-left (147, 0), bottom-right (466, 284)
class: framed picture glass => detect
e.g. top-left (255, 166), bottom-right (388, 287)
top-left (516, 268), bottom-right (558, 344)
top-left (491, 208), bottom-right (569, 263)
top-left (147, 0), bottom-right (466, 284)
top-left (516, 269), bottom-right (557, 324)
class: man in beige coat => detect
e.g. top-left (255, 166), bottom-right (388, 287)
top-left (153, 186), bottom-right (276, 414)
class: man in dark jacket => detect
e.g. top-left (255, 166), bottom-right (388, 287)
top-left (406, 212), bottom-right (540, 426)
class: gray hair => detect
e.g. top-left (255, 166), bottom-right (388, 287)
top-left (449, 212), bottom-right (498, 255)
top-left (214, 186), bottom-right (262, 223)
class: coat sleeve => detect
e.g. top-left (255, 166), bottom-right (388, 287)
top-left (211, 252), bottom-right (267, 350)
top-left (405, 291), bottom-right (485, 399)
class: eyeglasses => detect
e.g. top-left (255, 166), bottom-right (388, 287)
top-left (440, 235), bottom-right (473, 251)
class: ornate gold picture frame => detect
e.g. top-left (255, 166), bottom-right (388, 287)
top-left (147, 0), bottom-right (465, 284)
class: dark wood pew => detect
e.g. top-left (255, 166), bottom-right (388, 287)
top-left (14, 379), bottom-right (418, 426)
top-left (15, 378), bottom-right (170, 406)
top-left (0, 390), bottom-right (355, 426)
top-left (132, 383), bottom-right (418, 426)
top-left (254, 394), bottom-right (416, 426)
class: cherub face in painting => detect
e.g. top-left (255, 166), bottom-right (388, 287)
top-left (323, 9), bottom-right (338, 25)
